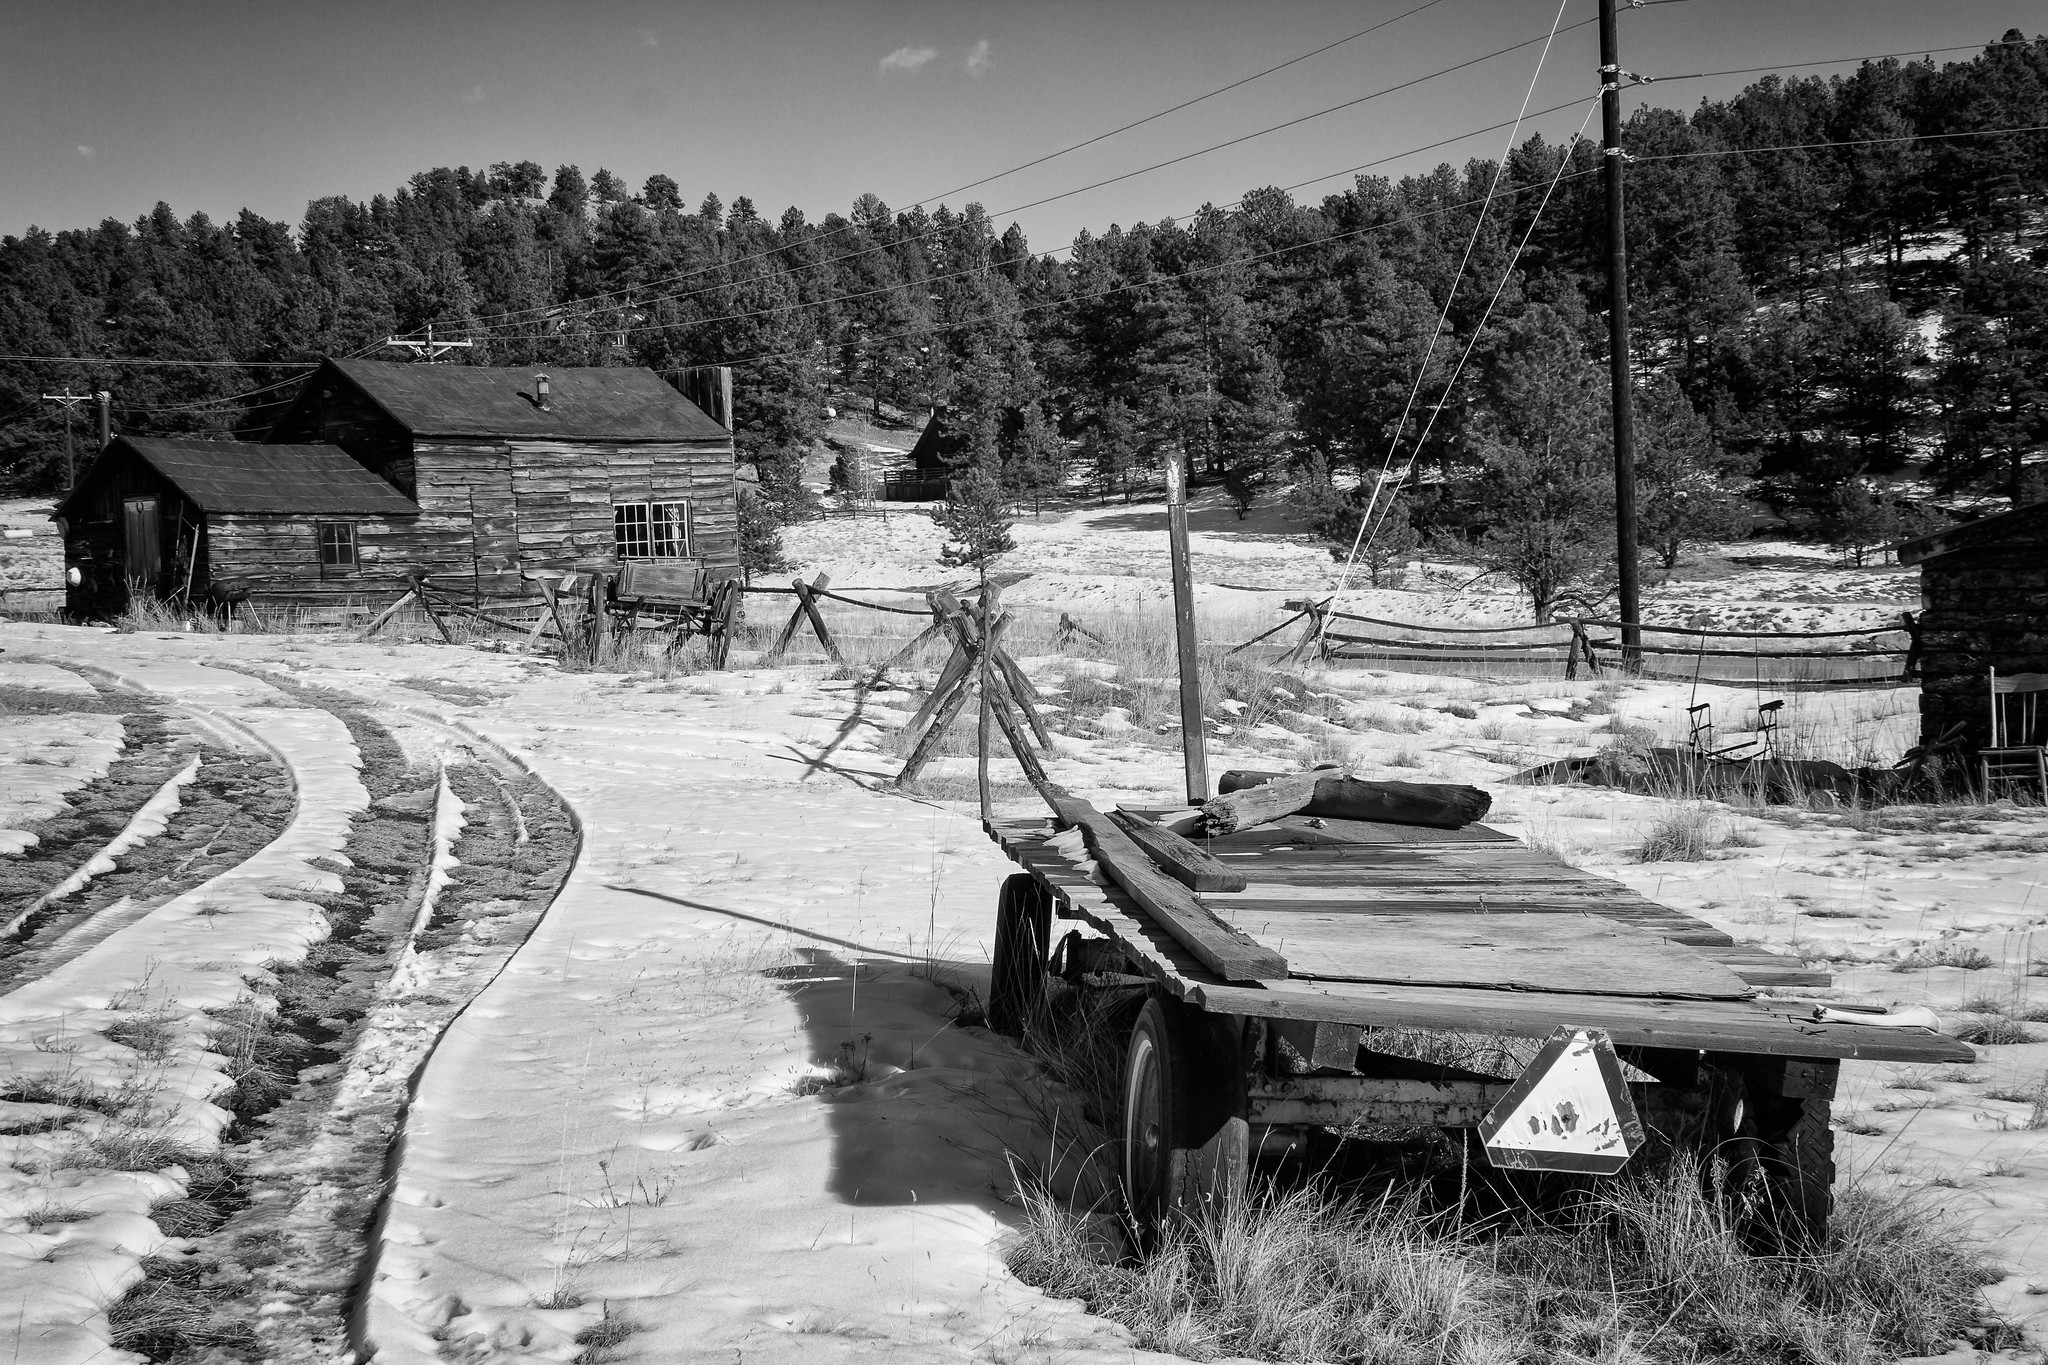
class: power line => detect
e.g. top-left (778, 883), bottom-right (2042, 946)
top-left (1633, 34), bottom-right (2040, 86)
top-left (443, 12), bottom-right (1606, 336)
top-left (0, 355), bottom-right (320, 368)
top-left (540, 95), bottom-right (1595, 347)
top-left (1628, 120), bottom-right (2048, 163)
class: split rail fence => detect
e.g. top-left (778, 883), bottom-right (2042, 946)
top-left (1238, 599), bottom-right (1920, 690)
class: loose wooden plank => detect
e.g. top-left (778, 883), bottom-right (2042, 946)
top-left (1197, 817), bottom-right (1516, 850)
top-left (1107, 808), bottom-right (1249, 892)
top-left (1050, 793), bottom-right (1289, 984)
top-left (1213, 912), bottom-right (1753, 1000)
top-left (1193, 981), bottom-right (1974, 1063)
top-left (1205, 770), bottom-right (1492, 833)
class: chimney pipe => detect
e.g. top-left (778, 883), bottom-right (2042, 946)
top-left (535, 374), bottom-right (550, 409)
top-left (94, 391), bottom-right (111, 448)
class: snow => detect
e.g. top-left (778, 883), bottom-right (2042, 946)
top-left (0, 495), bottom-right (2041, 1353)
top-left (0, 713), bottom-right (125, 856)
top-left (0, 755), bottom-right (199, 935)
top-left (0, 654), bottom-right (365, 1365)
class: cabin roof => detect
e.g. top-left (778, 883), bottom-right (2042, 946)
top-left (302, 358), bottom-right (730, 442)
top-left (55, 437), bottom-right (419, 518)
top-left (1897, 498), bottom-right (2048, 566)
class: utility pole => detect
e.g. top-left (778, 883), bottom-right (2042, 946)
top-left (382, 322), bottom-right (474, 362)
top-left (39, 391), bottom-right (90, 490)
top-left (1164, 446), bottom-right (1210, 804)
top-left (1600, 0), bottom-right (1642, 665)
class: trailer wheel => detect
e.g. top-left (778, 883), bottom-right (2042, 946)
top-left (988, 874), bottom-right (1052, 1038)
top-left (1702, 1062), bottom-right (1834, 1246)
top-left (1120, 997), bottom-right (1248, 1242)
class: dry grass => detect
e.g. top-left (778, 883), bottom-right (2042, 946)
top-left (1007, 1157), bottom-right (2005, 1364)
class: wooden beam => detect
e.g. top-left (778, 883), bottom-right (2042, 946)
top-left (1107, 808), bottom-right (1249, 892)
top-left (1048, 791), bottom-right (1289, 984)
top-left (1206, 770), bottom-right (1491, 834)
top-left (793, 574), bottom-right (846, 666)
top-left (768, 572), bottom-right (828, 657)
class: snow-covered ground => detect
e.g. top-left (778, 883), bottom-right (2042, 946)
top-left (788, 489), bottom-right (1919, 635)
top-left (0, 495), bottom-right (2038, 1360)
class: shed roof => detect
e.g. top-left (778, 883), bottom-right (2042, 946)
top-left (307, 358), bottom-right (730, 442)
top-left (1897, 498), bottom-right (2048, 566)
top-left (56, 438), bottom-right (419, 517)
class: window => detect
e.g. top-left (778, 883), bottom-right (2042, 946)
top-left (614, 500), bottom-right (691, 559)
top-left (318, 522), bottom-right (359, 569)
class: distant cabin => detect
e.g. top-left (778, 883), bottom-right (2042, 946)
top-left (52, 360), bottom-right (737, 617)
top-left (267, 359), bottom-right (738, 594)
top-left (54, 437), bottom-right (419, 617)
top-left (883, 405), bottom-right (1024, 502)
top-left (1897, 499), bottom-right (2048, 753)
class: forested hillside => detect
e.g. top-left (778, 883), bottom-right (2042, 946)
top-left (3, 33), bottom-right (2043, 579)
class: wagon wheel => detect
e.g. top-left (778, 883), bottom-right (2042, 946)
top-left (988, 874), bottom-right (1052, 1038)
top-left (709, 579), bottom-right (739, 670)
top-left (1120, 996), bottom-right (1249, 1244)
top-left (1700, 1061), bottom-right (1834, 1247)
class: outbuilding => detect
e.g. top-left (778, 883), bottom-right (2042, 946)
top-left (1897, 499), bottom-right (2048, 757)
top-left (264, 359), bottom-right (738, 595)
top-left (54, 436), bottom-right (419, 617)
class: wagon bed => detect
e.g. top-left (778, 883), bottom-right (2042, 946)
top-left (987, 809), bottom-right (1967, 1067)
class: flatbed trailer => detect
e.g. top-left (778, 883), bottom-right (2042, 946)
top-left (984, 809), bottom-right (1971, 1236)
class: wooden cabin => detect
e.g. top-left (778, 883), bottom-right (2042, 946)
top-left (1897, 499), bottom-right (2048, 755)
top-left (53, 437), bottom-right (420, 617)
top-left (264, 359), bottom-right (738, 594)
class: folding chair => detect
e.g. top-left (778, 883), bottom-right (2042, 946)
top-left (1982, 667), bottom-right (2048, 799)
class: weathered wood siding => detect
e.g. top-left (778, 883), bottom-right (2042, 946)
top-left (60, 447), bottom-right (203, 617)
top-left (401, 438), bottom-right (738, 595)
top-left (207, 513), bottom-right (417, 606)
top-left (1917, 542), bottom-right (2048, 753)
top-left (268, 381), bottom-right (417, 498)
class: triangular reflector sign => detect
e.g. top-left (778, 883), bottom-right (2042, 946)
top-left (1478, 1027), bottom-right (1644, 1176)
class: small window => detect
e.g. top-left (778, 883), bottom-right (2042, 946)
top-left (318, 523), bottom-right (359, 569)
top-left (613, 500), bottom-right (691, 559)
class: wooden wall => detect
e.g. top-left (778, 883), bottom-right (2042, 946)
top-left (1917, 541), bottom-right (2048, 753)
top-left (60, 448), bottom-right (203, 617)
top-left (269, 382), bottom-right (417, 497)
top-left (404, 438), bottom-right (738, 595)
top-left (207, 513), bottom-right (417, 606)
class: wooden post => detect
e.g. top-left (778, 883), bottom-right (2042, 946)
top-left (1164, 448), bottom-right (1209, 803)
top-left (1600, 0), bottom-right (1643, 668)
top-left (977, 583), bottom-right (997, 823)
top-left (413, 575), bottom-right (454, 644)
top-left (793, 574), bottom-right (846, 666)
top-left (590, 572), bottom-right (611, 661)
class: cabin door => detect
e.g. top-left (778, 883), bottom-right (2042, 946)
top-left (122, 497), bottom-right (162, 590)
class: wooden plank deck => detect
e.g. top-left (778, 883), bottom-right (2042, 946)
top-left (988, 816), bottom-right (1971, 1065)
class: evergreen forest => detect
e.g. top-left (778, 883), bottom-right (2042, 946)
top-left (2, 33), bottom-right (2044, 595)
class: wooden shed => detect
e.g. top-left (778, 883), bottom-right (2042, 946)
top-left (53, 436), bottom-right (420, 617)
top-left (265, 359), bottom-right (738, 594)
top-left (1897, 499), bottom-right (2048, 754)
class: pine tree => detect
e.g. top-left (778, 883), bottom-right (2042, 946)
top-left (932, 465), bottom-right (1016, 577)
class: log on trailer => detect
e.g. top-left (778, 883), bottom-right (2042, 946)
top-left (1205, 769), bottom-right (1491, 833)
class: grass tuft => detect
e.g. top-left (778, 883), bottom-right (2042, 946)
top-left (1007, 1156), bottom-right (2004, 1365)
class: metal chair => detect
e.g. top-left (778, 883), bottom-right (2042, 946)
top-left (1982, 667), bottom-right (2048, 799)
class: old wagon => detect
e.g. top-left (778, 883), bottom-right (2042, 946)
top-left (983, 803), bottom-right (1969, 1237)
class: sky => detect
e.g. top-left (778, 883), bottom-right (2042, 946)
top-left (2, 0), bottom-right (2039, 256)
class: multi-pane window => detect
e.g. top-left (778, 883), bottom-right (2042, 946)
top-left (613, 500), bottom-right (691, 559)
top-left (317, 522), bottom-right (359, 569)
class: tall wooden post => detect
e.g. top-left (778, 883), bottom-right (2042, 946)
top-left (1165, 449), bottom-right (1209, 803)
top-left (1600, 0), bottom-right (1642, 666)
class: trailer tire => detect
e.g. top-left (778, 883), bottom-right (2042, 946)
top-left (988, 874), bottom-right (1052, 1038)
top-left (1120, 997), bottom-right (1248, 1243)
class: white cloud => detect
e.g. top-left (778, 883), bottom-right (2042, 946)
top-left (462, 83), bottom-right (487, 102)
top-left (878, 45), bottom-right (937, 73)
top-left (75, 145), bottom-right (93, 158)
top-left (637, 29), bottom-right (659, 48)
top-left (965, 39), bottom-right (991, 75)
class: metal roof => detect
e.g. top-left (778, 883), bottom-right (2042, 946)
top-left (321, 358), bottom-right (730, 441)
top-left (59, 438), bottom-right (419, 517)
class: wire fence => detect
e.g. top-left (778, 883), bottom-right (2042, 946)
top-left (1237, 600), bottom-right (1918, 690)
